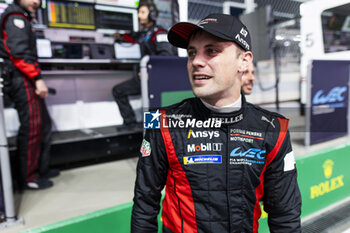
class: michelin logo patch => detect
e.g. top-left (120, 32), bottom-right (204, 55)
top-left (184, 155), bottom-right (222, 165)
top-left (140, 139), bottom-right (151, 157)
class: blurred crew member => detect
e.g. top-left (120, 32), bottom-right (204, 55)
top-left (0, 0), bottom-right (59, 190)
top-left (112, 0), bottom-right (175, 128)
top-left (241, 61), bottom-right (255, 95)
top-left (131, 13), bottom-right (301, 233)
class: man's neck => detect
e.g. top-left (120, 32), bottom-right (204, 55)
top-left (201, 95), bottom-right (242, 113)
top-left (142, 21), bottom-right (154, 29)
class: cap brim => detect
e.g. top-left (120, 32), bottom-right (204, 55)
top-left (168, 22), bottom-right (201, 49)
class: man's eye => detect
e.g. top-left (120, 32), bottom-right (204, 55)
top-left (187, 51), bottom-right (196, 57)
top-left (207, 48), bottom-right (218, 55)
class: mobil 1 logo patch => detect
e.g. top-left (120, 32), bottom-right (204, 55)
top-left (187, 143), bottom-right (223, 152)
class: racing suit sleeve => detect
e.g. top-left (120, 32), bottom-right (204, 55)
top-left (131, 128), bottom-right (169, 233)
top-left (3, 14), bottom-right (41, 80)
top-left (121, 31), bottom-right (140, 44)
top-left (152, 30), bottom-right (175, 56)
top-left (262, 118), bottom-right (302, 233)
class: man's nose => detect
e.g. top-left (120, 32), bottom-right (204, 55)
top-left (251, 73), bottom-right (255, 81)
top-left (192, 52), bottom-right (206, 67)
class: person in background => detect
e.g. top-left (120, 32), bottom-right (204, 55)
top-left (112, 0), bottom-right (175, 129)
top-left (0, 0), bottom-right (59, 190)
top-left (241, 61), bottom-right (255, 95)
top-left (131, 13), bottom-right (301, 232)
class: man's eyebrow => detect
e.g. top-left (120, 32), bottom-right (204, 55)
top-left (187, 45), bottom-right (195, 51)
top-left (187, 43), bottom-right (221, 50)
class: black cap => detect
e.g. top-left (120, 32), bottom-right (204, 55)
top-left (168, 13), bottom-right (251, 51)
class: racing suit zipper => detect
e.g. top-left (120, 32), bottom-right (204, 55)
top-left (226, 124), bottom-right (231, 232)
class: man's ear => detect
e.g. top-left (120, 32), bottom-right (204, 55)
top-left (238, 51), bottom-right (253, 73)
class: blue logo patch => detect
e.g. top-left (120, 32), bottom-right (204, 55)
top-left (184, 155), bottom-right (222, 165)
top-left (230, 147), bottom-right (266, 160)
top-left (144, 110), bottom-right (161, 129)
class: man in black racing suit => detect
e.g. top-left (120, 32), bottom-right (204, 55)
top-left (131, 13), bottom-right (301, 233)
top-left (0, 0), bottom-right (58, 190)
top-left (112, 0), bottom-right (175, 128)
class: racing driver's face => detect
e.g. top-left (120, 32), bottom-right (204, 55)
top-left (19, 0), bottom-right (40, 13)
top-left (187, 30), bottom-right (252, 107)
top-left (241, 62), bottom-right (255, 95)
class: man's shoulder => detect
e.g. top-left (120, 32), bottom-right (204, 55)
top-left (1, 5), bottom-right (27, 23)
top-left (3, 4), bottom-right (25, 15)
top-left (246, 102), bottom-right (288, 119)
top-left (245, 102), bottom-right (289, 131)
top-left (151, 24), bottom-right (168, 35)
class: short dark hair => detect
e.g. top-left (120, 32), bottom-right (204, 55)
top-left (138, 0), bottom-right (158, 22)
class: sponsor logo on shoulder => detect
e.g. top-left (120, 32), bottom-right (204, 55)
top-left (14, 18), bottom-right (25, 29)
top-left (184, 155), bottom-right (222, 165)
top-left (261, 116), bottom-right (275, 128)
top-left (156, 34), bottom-right (168, 43)
top-left (140, 139), bottom-right (151, 157)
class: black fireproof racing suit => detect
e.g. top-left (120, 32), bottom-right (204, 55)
top-left (132, 96), bottom-right (301, 233)
top-left (112, 23), bottom-right (175, 125)
top-left (0, 4), bottom-right (52, 185)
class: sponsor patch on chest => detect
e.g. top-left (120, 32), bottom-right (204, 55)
top-left (140, 139), bottom-right (151, 157)
top-left (184, 155), bottom-right (222, 165)
top-left (229, 147), bottom-right (266, 166)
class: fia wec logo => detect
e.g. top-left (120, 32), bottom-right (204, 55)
top-left (230, 147), bottom-right (266, 160)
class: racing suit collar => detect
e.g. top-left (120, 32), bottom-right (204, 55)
top-left (200, 95), bottom-right (242, 113)
top-left (193, 94), bottom-right (246, 125)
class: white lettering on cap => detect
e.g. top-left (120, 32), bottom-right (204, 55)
top-left (235, 34), bottom-right (250, 50)
top-left (240, 27), bottom-right (248, 37)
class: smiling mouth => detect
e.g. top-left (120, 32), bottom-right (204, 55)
top-left (193, 75), bottom-right (211, 80)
